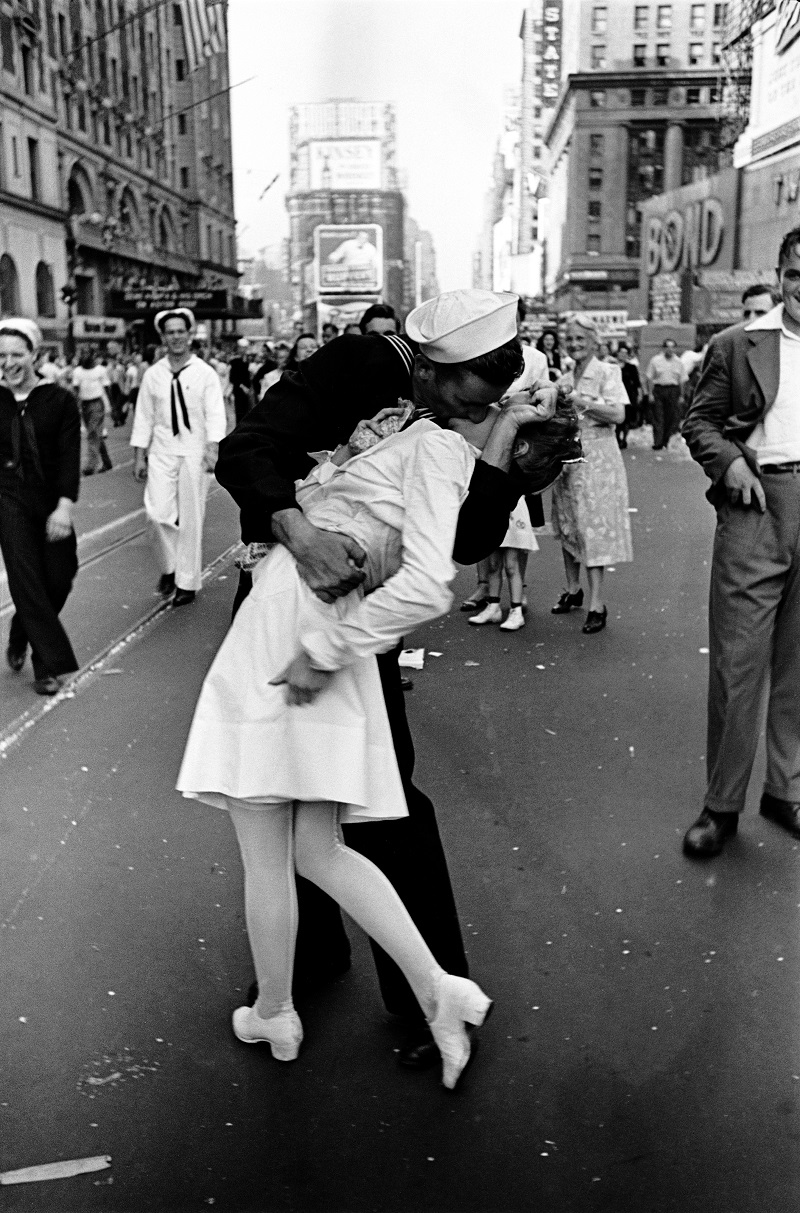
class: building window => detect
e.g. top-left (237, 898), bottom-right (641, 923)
top-left (657, 4), bottom-right (672, 30)
top-left (206, 224), bottom-right (212, 258)
top-left (35, 262), bottom-right (55, 317)
top-left (591, 6), bottom-right (607, 34)
top-left (683, 124), bottom-right (721, 183)
top-left (58, 13), bottom-right (67, 57)
top-left (180, 166), bottom-right (189, 189)
top-left (589, 133), bottom-right (604, 156)
top-left (688, 42), bottom-right (703, 64)
top-left (11, 136), bottom-right (19, 177)
top-left (591, 44), bottom-right (607, 69)
top-left (709, 84), bottom-right (720, 103)
top-left (633, 44), bottom-right (646, 66)
top-left (20, 45), bottom-right (32, 95)
top-left (178, 113), bottom-right (187, 135)
top-left (631, 88), bottom-right (647, 106)
top-left (77, 102), bottom-right (86, 133)
top-left (653, 87), bottom-right (669, 105)
top-left (686, 86), bottom-right (702, 105)
top-left (103, 117), bottom-right (111, 145)
top-left (589, 166), bottom-right (604, 190)
top-left (634, 5), bottom-right (649, 31)
top-left (626, 125), bottom-right (665, 257)
top-left (588, 200), bottom-right (602, 219)
top-left (0, 253), bottom-right (20, 315)
top-left (589, 90), bottom-right (606, 107)
top-left (713, 3), bottom-right (727, 25)
top-left (656, 43), bottom-right (670, 65)
top-left (173, 2), bottom-right (183, 23)
top-left (27, 138), bottom-right (39, 201)
top-left (690, 3), bottom-right (706, 32)
top-left (176, 58), bottom-right (185, 82)
top-left (0, 15), bottom-right (14, 73)
top-left (711, 41), bottom-right (721, 64)
top-left (587, 232), bottom-right (601, 253)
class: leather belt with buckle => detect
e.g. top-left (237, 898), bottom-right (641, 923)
top-left (761, 462), bottom-right (800, 474)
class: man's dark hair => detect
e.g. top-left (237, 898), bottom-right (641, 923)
top-left (159, 311), bottom-right (191, 332)
top-left (442, 338), bottom-right (524, 387)
top-left (778, 226), bottom-right (800, 269)
top-left (359, 302), bottom-right (397, 333)
top-left (321, 322), bottom-right (338, 336)
top-left (741, 282), bottom-right (779, 305)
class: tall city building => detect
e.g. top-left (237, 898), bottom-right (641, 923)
top-left (286, 100), bottom-right (406, 332)
top-left (0, 0), bottom-right (240, 348)
top-left (542, 0), bottom-right (728, 314)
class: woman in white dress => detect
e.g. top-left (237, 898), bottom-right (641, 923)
top-left (550, 314), bottom-right (633, 634)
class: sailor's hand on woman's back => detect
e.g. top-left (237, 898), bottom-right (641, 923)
top-left (271, 509), bottom-right (366, 604)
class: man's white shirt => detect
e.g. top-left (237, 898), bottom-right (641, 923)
top-left (130, 354), bottom-right (226, 457)
top-left (745, 304), bottom-right (800, 466)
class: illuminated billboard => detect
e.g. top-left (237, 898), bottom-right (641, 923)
top-left (309, 140), bottom-right (382, 190)
top-left (315, 224), bottom-right (383, 294)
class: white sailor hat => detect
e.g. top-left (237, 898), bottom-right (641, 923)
top-left (154, 307), bottom-right (195, 334)
top-left (0, 317), bottom-right (43, 351)
top-left (405, 289), bottom-right (519, 364)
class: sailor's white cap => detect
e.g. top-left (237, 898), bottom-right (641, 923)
top-left (405, 289), bottom-right (518, 364)
top-left (154, 307), bottom-right (195, 334)
top-left (0, 317), bottom-right (42, 351)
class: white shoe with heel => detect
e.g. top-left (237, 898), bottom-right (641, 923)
top-left (427, 974), bottom-right (493, 1089)
top-left (232, 1005), bottom-right (303, 1061)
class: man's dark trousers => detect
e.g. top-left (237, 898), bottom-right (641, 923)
top-left (0, 495), bottom-right (78, 678)
top-left (651, 384), bottom-right (682, 449)
top-left (232, 570), bottom-right (469, 1020)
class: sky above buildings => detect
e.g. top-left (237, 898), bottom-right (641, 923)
top-left (228, 0), bottom-right (525, 289)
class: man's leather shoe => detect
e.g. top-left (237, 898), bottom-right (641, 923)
top-left (760, 793), bottom-right (800, 839)
top-left (158, 572), bottom-right (175, 596)
top-left (397, 1024), bottom-right (440, 1070)
top-left (683, 808), bottom-right (738, 857)
top-left (6, 644), bottom-right (25, 672)
top-left (172, 588), bottom-right (196, 607)
top-left (33, 675), bottom-right (62, 696)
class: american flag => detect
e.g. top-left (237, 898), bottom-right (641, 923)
top-left (179, 0), bottom-right (225, 73)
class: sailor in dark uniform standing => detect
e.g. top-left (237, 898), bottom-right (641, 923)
top-left (216, 289), bottom-right (556, 1066)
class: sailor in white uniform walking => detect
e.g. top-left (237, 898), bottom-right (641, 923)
top-left (131, 309), bottom-right (227, 606)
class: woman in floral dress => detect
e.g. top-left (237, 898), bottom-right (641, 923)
top-left (550, 314), bottom-right (633, 634)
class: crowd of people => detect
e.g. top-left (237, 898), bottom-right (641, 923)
top-left (3, 228), bottom-right (800, 1094)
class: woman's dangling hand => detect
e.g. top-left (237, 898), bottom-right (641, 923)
top-left (269, 652), bottom-right (333, 706)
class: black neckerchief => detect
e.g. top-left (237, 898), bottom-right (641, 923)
top-left (9, 386), bottom-right (44, 482)
top-left (169, 362), bottom-right (192, 436)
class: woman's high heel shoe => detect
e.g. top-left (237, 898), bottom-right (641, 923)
top-left (551, 587), bottom-right (584, 614)
top-left (427, 974), bottom-right (493, 1090)
top-left (232, 1005), bottom-right (303, 1061)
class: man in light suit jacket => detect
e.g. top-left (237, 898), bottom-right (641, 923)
top-left (682, 225), bottom-right (800, 857)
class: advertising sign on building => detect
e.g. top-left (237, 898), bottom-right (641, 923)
top-left (315, 225), bottom-right (383, 295)
top-left (308, 140), bottom-right (382, 190)
top-left (541, 3), bottom-right (563, 107)
top-left (741, 3), bottom-right (800, 162)
top-left (108, 286), bottom-right (229, 315)
top-left (72, 316), bottom-right (126, 339)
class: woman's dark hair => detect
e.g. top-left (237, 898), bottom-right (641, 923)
top-left (536, 329), bottom-right (559, 353)
top-left (0, 327), bottom-right (34, 352)
top-left (360, 303), bottom-right (397, 333)
top-left (439, 337), bottom-right (524, 388)
top-left (510, 397), bottom-right (584, 496)
top-left (285, 332), bottom-right (317, 372)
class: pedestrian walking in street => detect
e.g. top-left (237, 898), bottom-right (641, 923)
top-left (536, 329), bottom-right (562, 381)
top-left (645, 339), bottom-right (688, 450)
top-left (130, 309), bottom-right (227, 607)
top-left (467, 320), bottom-right (552, 632)
top-left (682, 226), bottom-right (800, 857)
top-left (256, 341), bottom-right (289, 399)
top-left (215, 289), bottom-right (557, 1070)
top-left (72, 350), bottom-right (113, 475)
top-left (124, 352), bottom-right (143, 414)
top-left (551, 314), bottom-right (633, 634)
top-left (615, 344), bottom-right (642, 448)
top-left (104, 348), bottom-right (127, 427)
top-left (230, 338), bottom-right (255, 425)
top-left (0, 319), bottom-right (81, 695)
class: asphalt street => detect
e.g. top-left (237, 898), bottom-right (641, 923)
top-left (1, 439), bottom-right (799, 1213)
